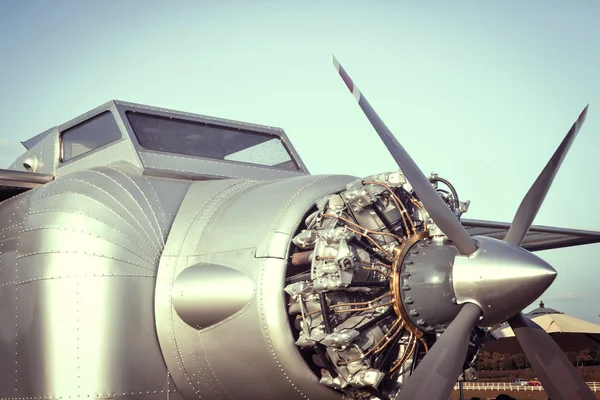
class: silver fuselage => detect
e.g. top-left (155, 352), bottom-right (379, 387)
top-left (0, 163), bottom-right (352, 400)
top-left (0, 100), bottom-right (349, 400)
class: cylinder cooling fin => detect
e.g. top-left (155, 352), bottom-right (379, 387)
top-left (285, 171), bottom-right (484, 400)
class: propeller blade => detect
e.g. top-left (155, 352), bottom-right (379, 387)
top-left (504, 105), bottom-right (588, 246)
top-left (332, 55), bottom-right (477, 256)
top-left (508, 312), bottom-right (595, 400)
top-left (395, 303), bottom-right (481, 400)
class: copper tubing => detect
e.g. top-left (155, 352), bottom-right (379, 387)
top-left (322, 213), bottom-right (403, 243)
top-left (357, 262), bottom-right (391, 277)
top-left (388, 336), bottom-right (418, 374)
top-left (345, 226), bottom-right (393, 259)
top-left (360, 261), bottom-right (392, 270)
top-left (333, 301), bottom-right (394, 314)
top-left (337, 319), bottom-right (405, 365)
top-left (329, 292), bottom-right (392, 309)
top-left (319, 213), bottom-right (398, 259)
top-left (408, 198), bottom-right (428, 230)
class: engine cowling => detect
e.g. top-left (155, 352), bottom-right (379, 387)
top-left (155, 174), bottom-right (355, 400)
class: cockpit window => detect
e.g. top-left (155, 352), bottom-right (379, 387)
top-left (60, 111), bottom-right (122, 162)
top-left (126, 111), bottom-right (300, 171)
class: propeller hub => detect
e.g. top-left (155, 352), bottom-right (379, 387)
top-left (452, 235), bottom-right (557, 326)
top-left (393, 235), bottom-right (557, 333)
top-left (393, 235), bottom-right (461, 334)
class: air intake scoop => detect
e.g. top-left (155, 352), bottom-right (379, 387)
top-left (172, 263), bottom-right (255, 330)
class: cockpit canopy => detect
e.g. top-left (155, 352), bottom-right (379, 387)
top-left (15, 100), bottom-right (309, 181)
top-left (126, 111), bottom-right (299, 171)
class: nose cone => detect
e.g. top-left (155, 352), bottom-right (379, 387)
top-left (452, 236), bottom-right (557, 326)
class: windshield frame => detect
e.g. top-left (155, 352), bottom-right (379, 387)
top-left (115, 102), bottom-right (308, 173)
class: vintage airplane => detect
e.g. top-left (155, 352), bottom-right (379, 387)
top-left (0, 56), bottom-right (598, 400)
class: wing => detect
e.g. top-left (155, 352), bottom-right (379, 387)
top-left (461, 218), bottom-right (600, 251)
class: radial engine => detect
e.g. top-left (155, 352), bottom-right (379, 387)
top-left (284, 171), bottom-right (485, 399)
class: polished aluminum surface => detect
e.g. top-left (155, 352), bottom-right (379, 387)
top-left (10, 124), bottom-right (59, 175)
top-left (0, 169), bottom-right (53, 185)
top-left (1, 155), bottom-right (348, 399)
top-left (452, 235), bottom-right (557, 326)
top-left (0, 164), bottom-right (189, 399)
top-left (172, 263), bottom-right (255, 330)
top-left (155, 174), bottom-right (354, 400)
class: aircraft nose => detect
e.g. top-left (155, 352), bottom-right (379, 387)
top-left (452, 236), bottom-right (557, 326)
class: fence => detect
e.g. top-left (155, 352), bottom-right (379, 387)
top-left (453, 381), bottom-right (600, 392)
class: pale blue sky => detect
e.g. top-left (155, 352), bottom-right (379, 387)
top-left (1, 1), bottom-right (599, 321)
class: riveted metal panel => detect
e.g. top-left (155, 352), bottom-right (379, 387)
top-left (0, 164), bottom-right (189, 400)
top-left (57, 138), bottom-right (143, 178)
top-left (0, 191), bottom-right (31, 397)
top-left (15, 277), bottom-right (164, 397)
top-left (167, 175), bottom-right (355, 259)
top-left (155, 174), bottom-right (357, 400)
top-left (10, 127), bottom-right (59, 175)
top-left (158, 179), bottom-right (254, 258)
